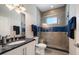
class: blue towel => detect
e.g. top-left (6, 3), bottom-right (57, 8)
top-left (31, 24), bottom-right (38, 36)
top-left (31, 24), bottom-right (38, 32)
top-left (68, 16), bottom-right (76, 39)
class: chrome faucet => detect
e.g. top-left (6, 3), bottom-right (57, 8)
top-left (2, 35), bottom-right (8, 45)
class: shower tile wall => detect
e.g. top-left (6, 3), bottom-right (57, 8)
top-left (40, 6), bottom-right (69, 51)
top-left (40, 32), bottom-right (69, 51)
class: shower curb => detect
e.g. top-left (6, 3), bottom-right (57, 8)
top-left (47, 46), bottom-right (69, 53)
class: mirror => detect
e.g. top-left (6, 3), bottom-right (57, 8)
top-left (21, 13), bottom-right (26, 37)
top-left (0, 5), bottom-right (26, 41)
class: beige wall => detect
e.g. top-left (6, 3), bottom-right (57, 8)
top-left (24, 4), bottom-right (41, 38)
top-left (67, 4), bottom-right (76, 55)
top-left (68, 4), bottom-right (79, 55)
top-left (40, 6), bottom-right (69, 51)
top-left (76, 5), bottom-right (79, 54)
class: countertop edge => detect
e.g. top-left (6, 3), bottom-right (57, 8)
top-left (0, 39), bottom-right (35, 55)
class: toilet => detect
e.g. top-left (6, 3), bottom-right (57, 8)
top-left (33, 37), bottom-right (47, 55)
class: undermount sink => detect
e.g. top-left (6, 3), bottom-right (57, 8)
top-left (7, 40), bottom-right (26, 45)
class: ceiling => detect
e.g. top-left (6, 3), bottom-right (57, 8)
top-left (35, 4), bottom-right (65, 12)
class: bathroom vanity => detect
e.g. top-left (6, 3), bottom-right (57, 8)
top-left (0, 6), bottom-right (36, 55)
top-left (0, 38), bottom-right (35, 55)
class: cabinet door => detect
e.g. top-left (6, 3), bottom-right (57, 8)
top-left (26, 41), bottom-right (35, 55)
top-left (16, 46), bottom-right (24, 55)
top-left (3, 45), bottom-right (24, 55)
top-left (22, 44), bottom-right (27, 55)
top-left (23, 47), bottom-right (27, 55)
top-left (3, 41), bottom-right (35, 55)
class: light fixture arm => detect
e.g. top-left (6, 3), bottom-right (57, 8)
top-left (6, 4), bottom-right (26, 13)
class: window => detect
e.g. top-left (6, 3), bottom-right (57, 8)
top-left (46, 17), bottom-right (57, 24)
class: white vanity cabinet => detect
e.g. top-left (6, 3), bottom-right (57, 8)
top-left (3, 45), bottom-right (25, 55)
top-left (3, 40), bottom-right (35, 55)
top-left (26, 40), bottom-right (35, 55)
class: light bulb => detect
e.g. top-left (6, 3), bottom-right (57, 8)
top-left (15, 8), bottom-right (21, 14)
top-left (6, 4), bottom-right (14, 10)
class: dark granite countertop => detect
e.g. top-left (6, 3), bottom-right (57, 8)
top-left (0, 38), bottom-right (35, 55)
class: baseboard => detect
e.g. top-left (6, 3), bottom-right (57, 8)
top-left (47, 46), bottom-right (69, 53)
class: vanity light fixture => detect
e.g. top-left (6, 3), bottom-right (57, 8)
top-left (6, 4), bottom-right (15, 10)
top-left (6, 4), bottom-right (26, 13)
